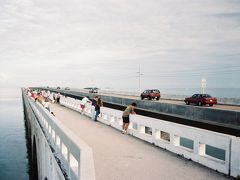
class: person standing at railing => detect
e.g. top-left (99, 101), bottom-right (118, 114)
top-left (43, 98), bottom-right (55, 116)
top-left (43, 98), bottom-right (50, 112)
top-left (91, 96), bottom-right (98, 120)
top-left (94, 97), bottom-right (103, 121)
top-left (80, 96), bottom-right (91, 114)
top-left (56, 92), bottom-right (61, 103)
top-left (52, 92), bottom-right (56, 102)
top-left (122, 102), bottom-right (137, 134)
top-left (27, 89), bottom-right (31, 97)
top-left (36, 92), bottom-right (44, 104)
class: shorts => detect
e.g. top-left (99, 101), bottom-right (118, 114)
top-left (122, 116), bottom-right (129, 123)
top-left (80, 104), bottom-right (85, 109)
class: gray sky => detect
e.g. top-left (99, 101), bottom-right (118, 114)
top-left (0, 0), bottom-right (240, 91)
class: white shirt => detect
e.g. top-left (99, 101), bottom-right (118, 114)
top-left (81, 97), bottom-right (89, 105)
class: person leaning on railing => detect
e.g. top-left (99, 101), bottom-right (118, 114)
top-left (80, 96), bottom-right (92, 114)
top-left (122, 102), bottom-right (137, 134)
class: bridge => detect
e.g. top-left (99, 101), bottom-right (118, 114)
top-left (22, 88), bottom-right (240, 180)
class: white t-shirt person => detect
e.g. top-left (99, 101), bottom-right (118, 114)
top-left (80, 96), bottom-right (91, 113)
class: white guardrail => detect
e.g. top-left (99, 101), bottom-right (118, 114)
top-left (25, 94), bottom-right (95, 180)
top-left (59, 95), bottom-right (240, 178)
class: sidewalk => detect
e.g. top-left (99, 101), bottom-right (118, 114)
top-left (50, 103), bottom-right (231, 180)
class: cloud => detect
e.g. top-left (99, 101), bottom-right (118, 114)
top-left (0, 0), bottom-right (239, 90)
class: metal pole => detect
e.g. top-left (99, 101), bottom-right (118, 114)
top-left (138, 65), bottom-right (140, 92)
top-left (201, 78), bottom-right (206, 94)
top-left (137, 65), bottom-right (143, 93)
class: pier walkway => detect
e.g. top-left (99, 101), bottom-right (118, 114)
top-left (50, 102), bottom-right (231, 180)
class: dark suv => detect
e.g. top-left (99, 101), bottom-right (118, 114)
top-left (184, 94), bottom-right (217, 106)
top-left (140, 89), bottom-right (161, 100)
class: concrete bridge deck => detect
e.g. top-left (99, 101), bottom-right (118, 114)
top-left (50, 102), bottom-right (231, 180)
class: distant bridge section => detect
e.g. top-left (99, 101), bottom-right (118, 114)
top-left (96, 89), bottom-right (240, 106)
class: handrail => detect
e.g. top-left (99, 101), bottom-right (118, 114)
top-left (23, 90), bottom-right (95, 180)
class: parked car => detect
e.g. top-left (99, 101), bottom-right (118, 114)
top-left (140, 89), bottom-right (161, 100)
top-left (57, 86), bottom-right (61, 89)
top-left (184, 94), bottom-right (217, 106)
top-left (65, 87), bottom-right (70, 90)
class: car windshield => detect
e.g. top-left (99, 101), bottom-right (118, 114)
top-left (192, 94), bottom-right (197, 98)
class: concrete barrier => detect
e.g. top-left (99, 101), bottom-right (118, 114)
top-left (230, 137), bottom-right (240, 178)
top-left (98, 89), bottom-right (240, 106)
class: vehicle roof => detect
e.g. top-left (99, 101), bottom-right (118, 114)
top-left (84, 87), bottom-right (98, 89)
top-left (144, 89), bottom-right (160, 91)
top-left (193, 94), bottom-right (211, 95)
top-left (192, 94), bottom-right (212, 97)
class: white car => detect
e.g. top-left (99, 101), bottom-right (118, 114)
top-left (89, 88), bottom-right (98, 93)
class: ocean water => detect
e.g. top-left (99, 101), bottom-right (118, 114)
top-left (0, 91), bottom-right (30, 179)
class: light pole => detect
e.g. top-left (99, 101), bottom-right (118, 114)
top-left (136, 64), bottom-right (143, 93)
top-left (201, 78), bottom-right (207, 94)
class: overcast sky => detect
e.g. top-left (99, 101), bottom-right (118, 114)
top-left (0, 0), bottom-right (240, 91)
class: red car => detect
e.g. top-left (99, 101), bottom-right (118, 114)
top-left (140, 89), bottom-right (161, 100)
top-left (184, 94), bottom-right (217, 106)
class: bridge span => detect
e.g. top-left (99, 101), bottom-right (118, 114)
top-left (23, 89), bottom-right (240, 179)
top-left (51, 101), bottom-right (233, 180)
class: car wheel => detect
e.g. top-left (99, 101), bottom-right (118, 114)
top-left (141, 96), bottom-right (144, 100)
top-left (198, 102), bottom-right (202, 106)
top-left (156, 97), bottom-right (160, 100)
top-left (209, 104), bottom-right (213, 107)
top-left (148, 96), bottom-right (152, 100)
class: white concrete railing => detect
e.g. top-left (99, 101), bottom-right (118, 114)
top-left (60, 96), bottom-right (94, 118)
top-left (23, 94), bottom-right (66, 180)
top-left (60, 95), bottom-right (240, 178)
top-left (25, 95), bottom-right (95, 180)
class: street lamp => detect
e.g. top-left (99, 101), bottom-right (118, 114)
top-left (201, 78), bottom-right (207, 94)
top-left (136, 64), bottom-right (143, 93)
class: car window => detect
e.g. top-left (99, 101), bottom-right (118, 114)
top-left (192, 94), bottom-right (197, 98)
top-left (204, 94), bottom-right (212, 98)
